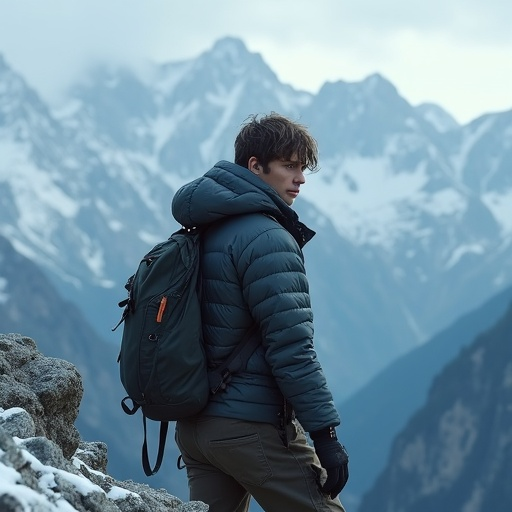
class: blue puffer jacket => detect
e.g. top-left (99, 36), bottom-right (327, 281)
top-left (172, 161), bottom-right (340, 432)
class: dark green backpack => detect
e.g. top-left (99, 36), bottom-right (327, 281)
top-left (114, 226), bottom-right (259, 476)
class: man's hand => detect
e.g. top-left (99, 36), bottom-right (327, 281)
top-left (310, 427), bottom-right (349, 499)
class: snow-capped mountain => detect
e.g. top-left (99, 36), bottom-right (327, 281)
top-left (300, 75), bottom-right (512, 340)
top-left (1, 37), bottom-right (511, 399)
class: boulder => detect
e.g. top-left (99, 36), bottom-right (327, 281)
top-left (0, 333), bottom-right (208, 512)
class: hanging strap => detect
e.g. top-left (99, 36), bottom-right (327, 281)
top-left (142, 414), bottom-right (169, 477)
top-left (131, 324), bottom-right (260, 476)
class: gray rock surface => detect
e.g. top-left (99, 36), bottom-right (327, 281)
top-left (0, 332), bottom-right (208, 512)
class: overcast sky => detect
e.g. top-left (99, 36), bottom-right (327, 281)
top-left (0, 0), bottom-right (511, 124)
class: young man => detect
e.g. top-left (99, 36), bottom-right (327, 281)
top-left (172, 113), bottom-right (348, 512)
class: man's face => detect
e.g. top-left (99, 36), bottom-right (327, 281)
top-left (249, 155), bottom-right (306, 206)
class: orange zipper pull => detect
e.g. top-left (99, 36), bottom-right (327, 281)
top-left (156, 296), bottom-right (167, 323)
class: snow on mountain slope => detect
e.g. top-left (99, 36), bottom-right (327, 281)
top-left (1, 37), bottom-right (511, 398)
top-left (303, 155), bottom-right (439, 248)
top-left (415, 102), bottom-right (459, 133)
top-left (460, 111), bottom-right (512, 238)
top-left (483, 189), bottom-right (512, 238)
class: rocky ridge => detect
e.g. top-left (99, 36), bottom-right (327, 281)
top-left (0, 332), bottom-right (207, 512)
top-left (358, 304), bottom-right (512, 512)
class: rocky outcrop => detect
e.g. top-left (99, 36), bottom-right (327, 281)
top-left (0, 333), bottom-right (208, 512)
top-left (358, 305), bottom-right (512, 512)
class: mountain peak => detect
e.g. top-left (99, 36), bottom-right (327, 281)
top-left (191, 35), bottom-right (279, 87)
top-left (0, 54), bottom-right (55, 131)
top-left (210, 36), bottom-right (249, 60)
top-left (202, 36), bottom-right (270, 75)
top-left (361, 72), bottom-right (399, 97)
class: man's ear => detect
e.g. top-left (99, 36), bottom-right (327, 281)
top-left (248, 156), bottom-right (260, 175)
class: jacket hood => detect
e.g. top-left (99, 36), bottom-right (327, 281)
top-left (171, 160), bottom-right (315, 247)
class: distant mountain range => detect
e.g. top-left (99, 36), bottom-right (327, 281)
top-left (1, 36), bottom-right (512, 509)
top-left (1, 37), bottom-right (511, 400)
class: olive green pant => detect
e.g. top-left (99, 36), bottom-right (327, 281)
top-left (175, 416), bottom-right (346, 512)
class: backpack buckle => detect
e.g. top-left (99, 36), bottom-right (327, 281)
top-left (210, 368), bottom-right (232, 395)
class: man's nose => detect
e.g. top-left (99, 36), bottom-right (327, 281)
top-left (295, 171), bottom-right (306, 184)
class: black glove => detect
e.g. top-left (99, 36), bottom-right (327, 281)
top-left (310, 426), bottom-right (349, 499)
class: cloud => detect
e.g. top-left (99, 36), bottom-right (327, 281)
top-left (0, 0), bottom-right (510, 123)
top-left (0, 1), bottom-right (153, 99)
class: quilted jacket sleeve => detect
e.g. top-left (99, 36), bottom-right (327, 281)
top-left (235, 222), bottom-right (340, 432)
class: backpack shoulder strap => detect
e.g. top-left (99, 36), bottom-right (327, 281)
top-left (208, 324), bottom-right (260, 394)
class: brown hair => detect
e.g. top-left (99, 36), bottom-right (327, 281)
top-left (234, 113), bottom-right (319, 172)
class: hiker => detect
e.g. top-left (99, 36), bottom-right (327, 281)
top-left (172, 113), bottom-right (348, 512)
